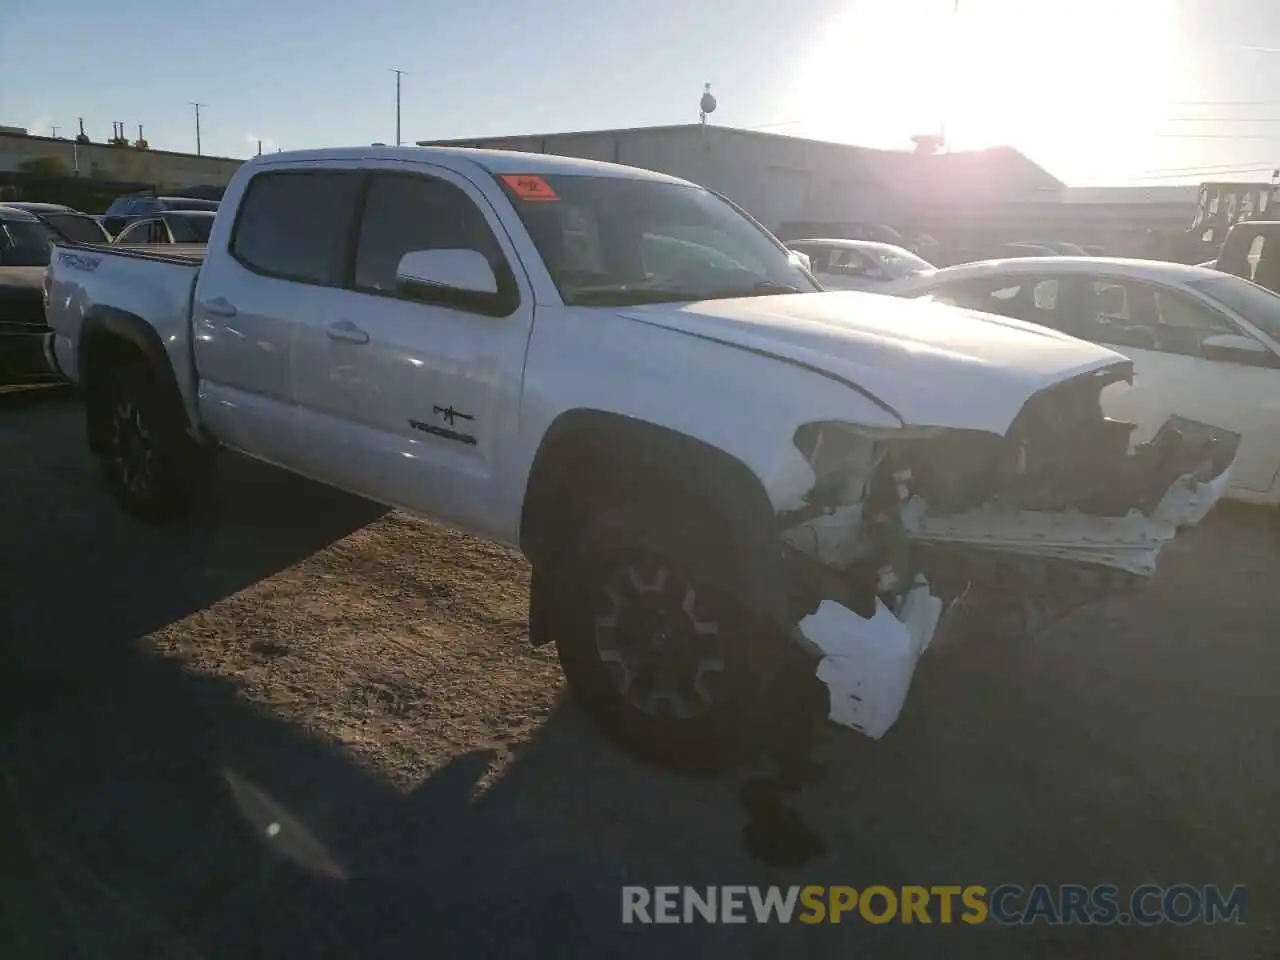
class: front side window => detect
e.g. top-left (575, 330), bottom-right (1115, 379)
top-left (231, 170), bottom-right (361, 285)
top-left (1188, 275), bottom-right (1280, 342)
top-left (829, 248), bottom-right (876, 277)
top-left (496, 174), bottom-right (817, 306)
top-left (867, 246), bottom-right (934, 278)
top-left (352, 172), bottom-right (513, 312)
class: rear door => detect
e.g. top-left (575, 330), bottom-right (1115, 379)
top-left (290, 163), bottom-right (535, 540)
top-left (192, 167), bottom-right (363, 468)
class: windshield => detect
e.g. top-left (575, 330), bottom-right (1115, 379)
top-left (869, 246), bottom-right (935, 278)
top-left (40, 212), bottom-right (109, 244)
top-left (0, 219), bottom-right (56, 266)
top-left (1188, 275), bottom-right (1280, 342)
top-left (496, 174), bottom-right (818, 306)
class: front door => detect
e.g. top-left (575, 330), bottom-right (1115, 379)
top-left (290, 164), bottom-right (535, 543)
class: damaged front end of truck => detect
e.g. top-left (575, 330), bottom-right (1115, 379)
top-left (772, 362), bottom-right (1238, 742)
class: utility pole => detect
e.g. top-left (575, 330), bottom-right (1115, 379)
top-left (190, 101), bottom-right (206, 155)
top-left (51, 125), bottom-right (61, 138)
top-left (939, 0), bottom-right (959, 151)
top-left (257, 139), bottom-right (263, 156)
top-left (390, 69), bottom-right (406, 146)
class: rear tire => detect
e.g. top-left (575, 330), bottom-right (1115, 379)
top-left (548, 505), bottom-right (752, 774)
top-left (91, 359), bottom-right (213, 524)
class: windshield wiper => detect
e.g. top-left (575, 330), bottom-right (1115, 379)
top-left (571, 288), bottom-right (711, 306)
top-left (699, 280), bottom-right (805, 299)
top-left (750, 280), bottom-right (803, 293)
top-left (570, 280), bottom-right (805, 307)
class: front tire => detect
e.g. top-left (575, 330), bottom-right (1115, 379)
top-left (549, 506), bottom-right (750, 774)
top-left (91, 361), bottom-right (213, 523)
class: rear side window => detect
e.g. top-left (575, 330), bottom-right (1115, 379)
top-left (231, 171), bottom-right (361, 285)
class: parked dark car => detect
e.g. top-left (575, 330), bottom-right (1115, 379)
top-left (0, 206), bottom-right (61, 385)
top-left (101, 193), bottom-right (219, 236)
top-left (2, 201), bottom-right (112, 245)
top-left (111, 210), bottom-right (216, 245)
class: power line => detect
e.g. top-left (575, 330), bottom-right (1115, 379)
top-left (1149, 132), bottom-right (1280, 139)
top-left (1139, 166), bottom-right (1278, 181)
top-left (1162, 117), bottom-right (1280, 123)
top-left (1139, 159), bottom-right (1278, 174)
top-left (1158, 99), bottom-right (1280, 106)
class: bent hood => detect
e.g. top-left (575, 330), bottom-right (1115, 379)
top-left (622, 290), bottom-right (1130, 435)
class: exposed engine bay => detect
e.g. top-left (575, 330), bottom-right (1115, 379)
top-left (774, 364), bottom-right (1240, 741)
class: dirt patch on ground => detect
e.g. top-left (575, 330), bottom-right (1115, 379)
top-left (145, 513), bottom-right (558, 789)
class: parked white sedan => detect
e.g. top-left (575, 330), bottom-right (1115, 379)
top-left (895, 257), bottom-right (1280, 505)
top-left (788, 238), bottom-right (936, 293)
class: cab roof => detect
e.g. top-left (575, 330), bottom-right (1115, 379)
top-left (248, 145), bottom-right (693, 186)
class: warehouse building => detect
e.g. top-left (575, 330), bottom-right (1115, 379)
top-left (0, 126), bottom-right (243, 192)
top-left (419, 123), bottom-right (1064, 240)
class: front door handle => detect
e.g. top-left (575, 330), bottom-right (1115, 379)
top-left (204, 297), bottom-right (237, 318)
top-left (326, 320), bottom-right (369, 345)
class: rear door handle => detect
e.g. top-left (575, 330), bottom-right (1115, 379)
top-left (326, 320), bottom-right (369, 345)
top-left (204, 297), bottom-right (237, 318)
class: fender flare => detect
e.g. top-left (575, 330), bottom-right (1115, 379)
top-left (79, 306), bottom-right (188, 425)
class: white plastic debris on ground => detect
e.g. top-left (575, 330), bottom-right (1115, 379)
top-left (800, 579), bottom-right (943, 739)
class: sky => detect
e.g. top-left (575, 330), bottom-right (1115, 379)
top-left (3, 0), bottom-right (1280, 186)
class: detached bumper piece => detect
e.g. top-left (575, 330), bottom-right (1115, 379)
top-left (798, 577), bottom-right (943, 737)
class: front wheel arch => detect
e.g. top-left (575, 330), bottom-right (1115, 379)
top-left (519, 409), bottom-right (790, 642)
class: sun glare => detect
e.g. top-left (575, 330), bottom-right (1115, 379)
top-left (780, 0), bottom-right (1177, 180)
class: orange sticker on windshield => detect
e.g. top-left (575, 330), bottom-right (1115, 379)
top-left (502, 174), bottom-right (558, 201)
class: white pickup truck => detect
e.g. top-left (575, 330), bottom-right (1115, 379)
top-left (44, 146), bottom-right (1237, 774)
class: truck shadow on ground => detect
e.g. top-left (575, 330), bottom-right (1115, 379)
top-left (1, 397), bottom-right (1275, 959)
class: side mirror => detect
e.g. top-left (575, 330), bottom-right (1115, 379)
top-left (396, 249), bottom-right (498, 298)
top-left (788, 250), bottom-right (812, 272)
top-left (1201, 332), bottom-right (1275, 366)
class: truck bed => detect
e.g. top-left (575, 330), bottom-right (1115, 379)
top-left (45, 241), bottom-right (205, 409)
top-left (76, 242), bottom-right (208, 264)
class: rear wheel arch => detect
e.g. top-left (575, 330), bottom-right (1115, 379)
top-left (519, 409), bottom-right (789, 640)
top-left (79, 308), bottom-right (187, 450)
